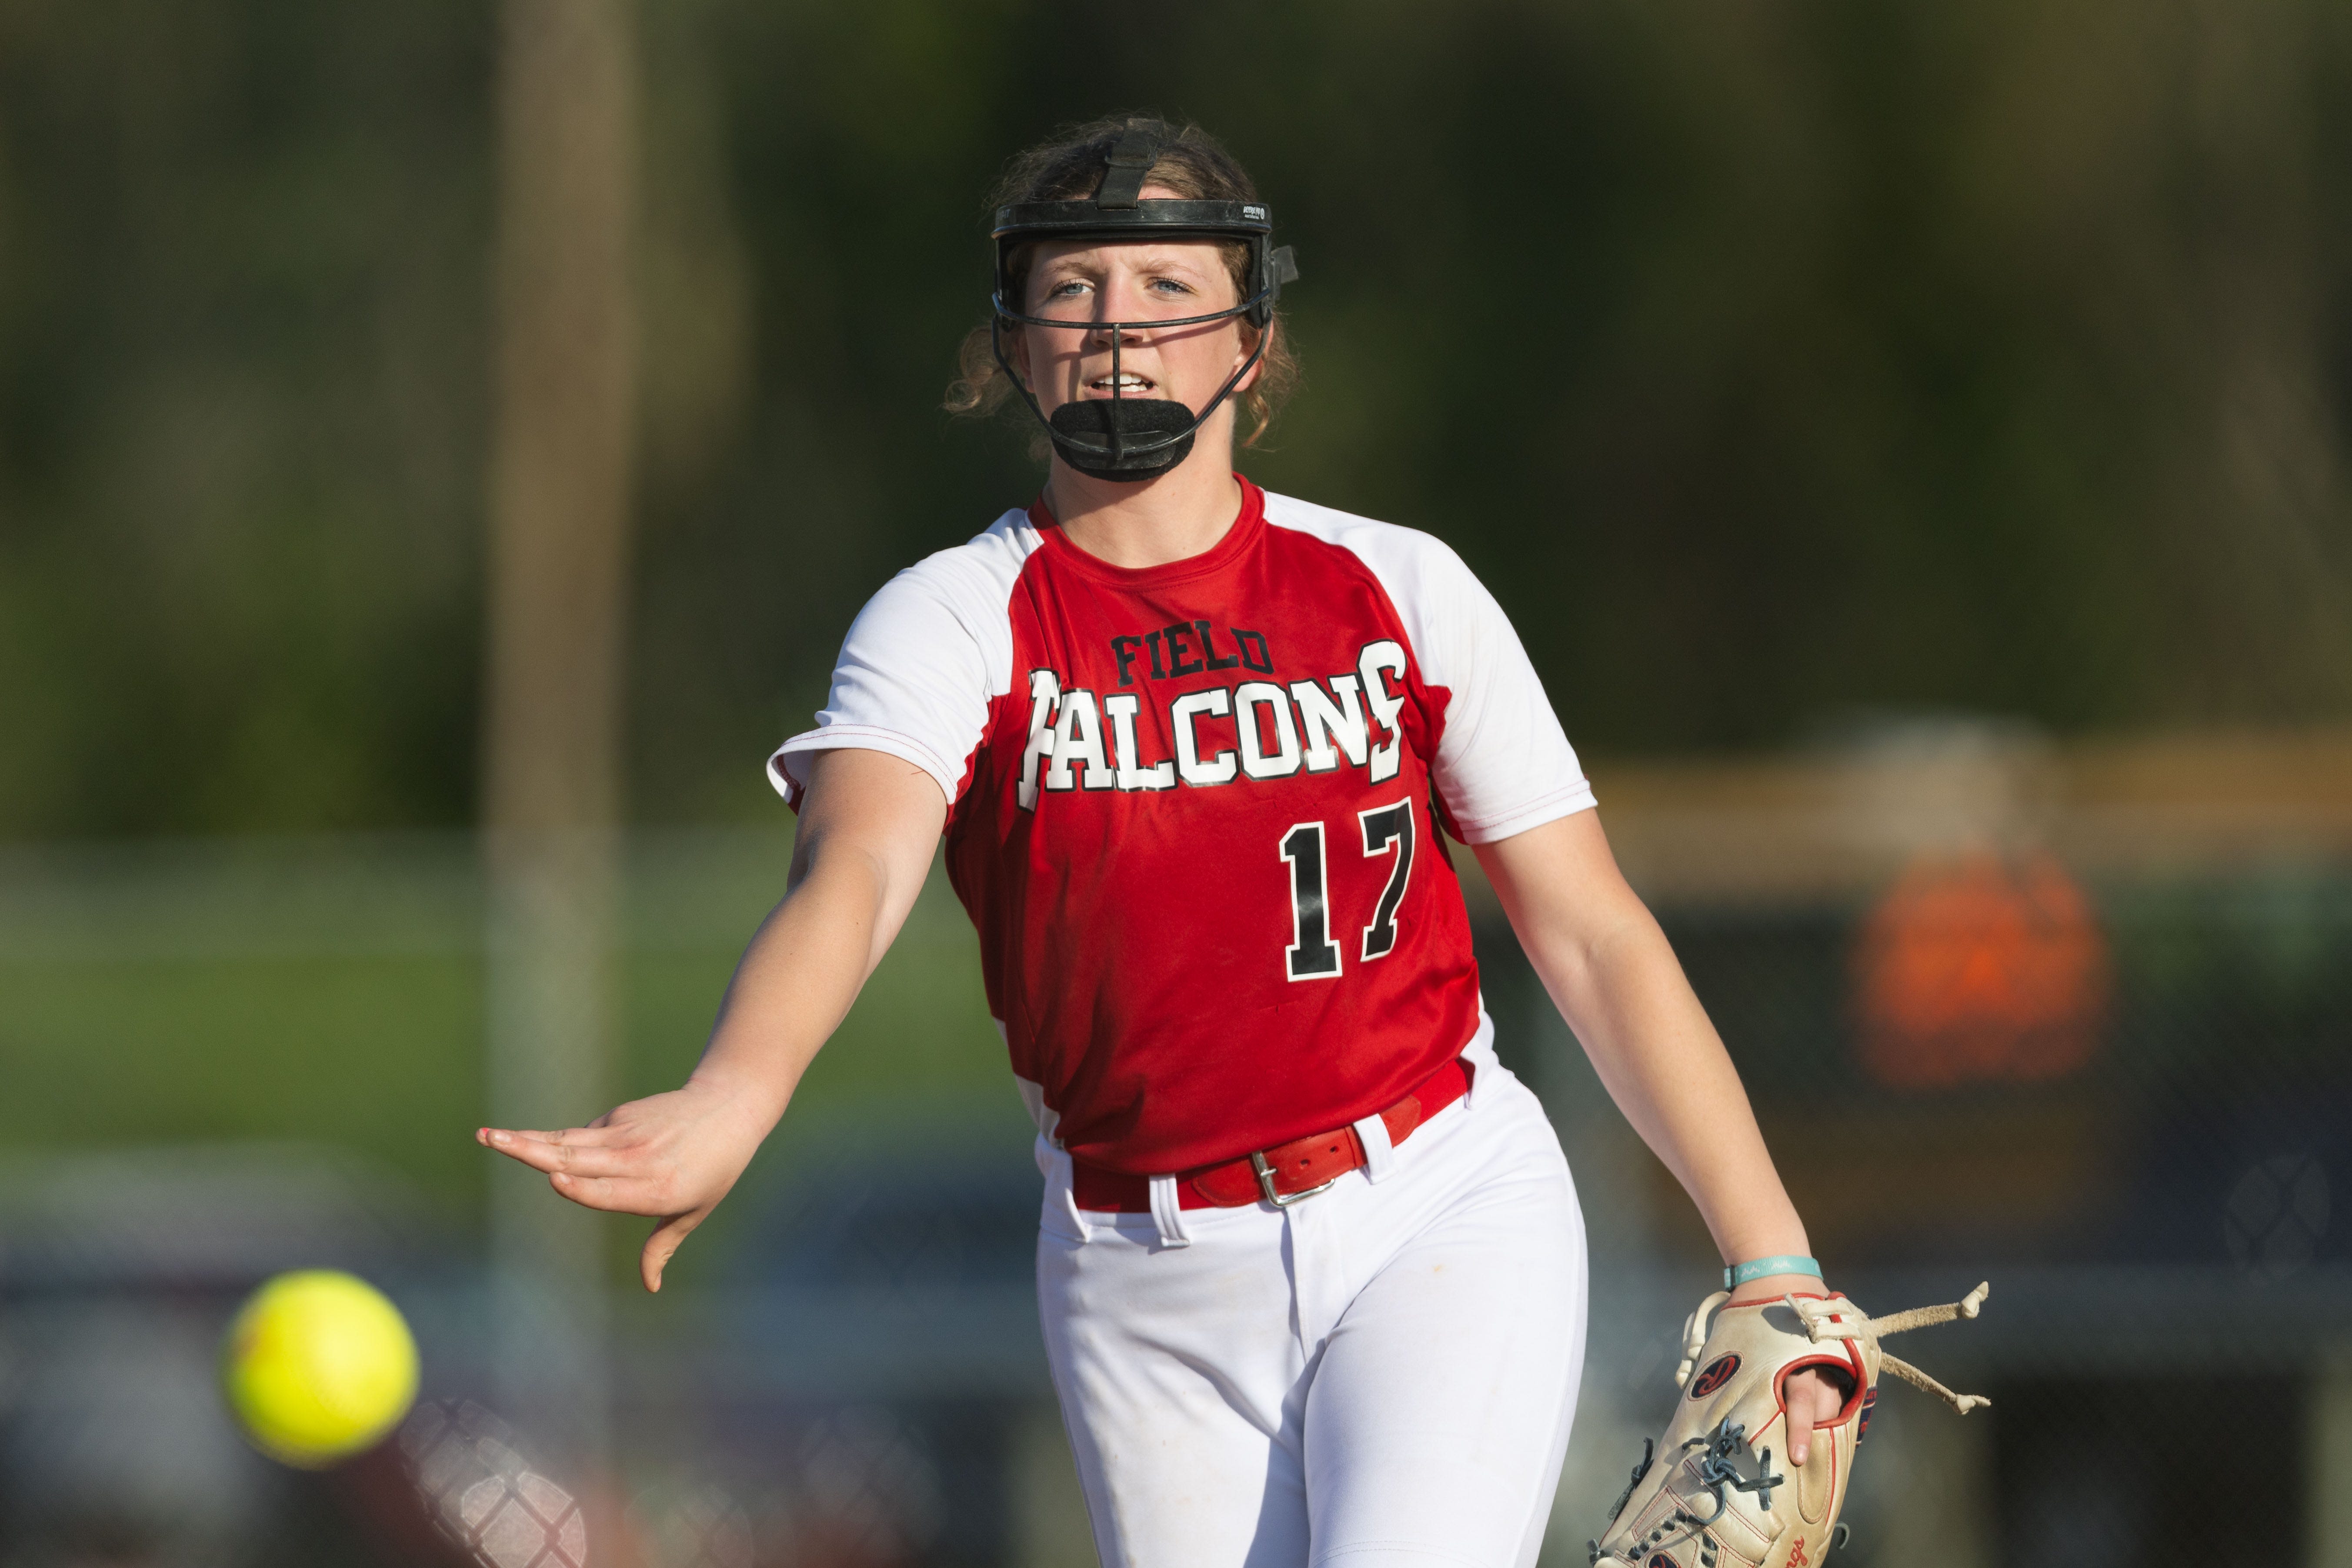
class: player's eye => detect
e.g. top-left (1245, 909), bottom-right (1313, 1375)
top-left (1149, 277), bottom-right (1192, 296)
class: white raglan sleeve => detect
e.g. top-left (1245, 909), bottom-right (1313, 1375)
top-left (766, 537), bottom-right (1017, 811)
top-left (1410, 537), bottom-right (1595, 844)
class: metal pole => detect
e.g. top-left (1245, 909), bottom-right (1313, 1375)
top-left (481, 0), bottom-right (639, 1494)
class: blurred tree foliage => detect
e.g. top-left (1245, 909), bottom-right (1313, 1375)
top-left (3, 0), bottom-right (2350, 838)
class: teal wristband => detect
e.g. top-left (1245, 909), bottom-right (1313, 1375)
top-left (1724, 1254), bottom-right (1822, 1290)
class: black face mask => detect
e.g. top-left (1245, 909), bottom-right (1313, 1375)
top-left (988, 123), bottom-right (1298, 485)
top-left (1046, 397), bottom-right (1201, 482)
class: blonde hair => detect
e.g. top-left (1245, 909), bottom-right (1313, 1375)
top-left (945, 115), bottom-right (1301, 451)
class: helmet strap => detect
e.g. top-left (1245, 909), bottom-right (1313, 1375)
top-left (1094, 123), bottom-right (1168, 210)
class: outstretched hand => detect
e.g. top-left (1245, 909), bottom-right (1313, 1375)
top-left (477, 1075), bottom-right (775, 1293)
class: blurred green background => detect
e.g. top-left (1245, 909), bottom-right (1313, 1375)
top-left (7, 0), bottom-right (2349, 844)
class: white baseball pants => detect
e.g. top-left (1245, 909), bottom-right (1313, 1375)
top-left (1034, 1064), bottom-right (1588, 1568)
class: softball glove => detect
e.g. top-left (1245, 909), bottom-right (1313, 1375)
top-left (1589, 1282), bottom-right (1990, 1568)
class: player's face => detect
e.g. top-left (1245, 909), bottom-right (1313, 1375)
top-left (1016, 190), bottom-right (1259, 430)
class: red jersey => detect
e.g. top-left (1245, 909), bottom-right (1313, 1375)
top-left (771, 479), bottom-right (1593, 1174)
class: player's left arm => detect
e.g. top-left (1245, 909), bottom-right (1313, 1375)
top-left (1474, 807), bottom-right (1848, 1460)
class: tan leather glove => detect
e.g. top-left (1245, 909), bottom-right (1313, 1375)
top-left (1590, 1283), bottom-right (1991, 1568)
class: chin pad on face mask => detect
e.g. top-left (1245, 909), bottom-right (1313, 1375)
top-left (1048, 399), bottom-right (1196, 482)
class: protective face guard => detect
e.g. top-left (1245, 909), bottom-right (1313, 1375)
top-left (989, 127), bottom-right (1299, 482)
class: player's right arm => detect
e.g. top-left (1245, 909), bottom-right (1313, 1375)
top-left (476, 746), bottom-right (947, 1292)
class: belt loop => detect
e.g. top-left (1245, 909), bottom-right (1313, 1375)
top-left (1148, 1175), bottom-right (1192, 1248)
top-left (1461, 1011), bottom-right (1501, 1108)
top-left (1042, 1141), bottom-right (1093, 1240)
top-left (1352, 1113), bottom-right (1397, 1183)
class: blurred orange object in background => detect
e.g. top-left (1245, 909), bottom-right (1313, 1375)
top-left (1851, 851), bottom-right (2111, 1090)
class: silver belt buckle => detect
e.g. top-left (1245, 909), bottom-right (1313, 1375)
top-left (1251, 1150), bottom-right (1339, 1208)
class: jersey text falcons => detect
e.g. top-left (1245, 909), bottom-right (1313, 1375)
top-left (1020, 640), bottom-right (1408, 805)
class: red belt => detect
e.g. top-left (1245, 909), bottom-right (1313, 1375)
top-left (1070, 1058), bottom-right (1471, 1214)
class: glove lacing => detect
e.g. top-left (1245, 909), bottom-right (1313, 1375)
top-left (1787, 1281), bottom-right (1993, 1415)
top-left (1673, 1282), bottom-right (1993, 1415)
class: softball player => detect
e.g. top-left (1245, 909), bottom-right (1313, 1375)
top-left (482, 116), bottom-right (1843, 1568)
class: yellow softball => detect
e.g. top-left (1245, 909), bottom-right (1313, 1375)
top-left (221, 1269), bottom-right (419, 1468)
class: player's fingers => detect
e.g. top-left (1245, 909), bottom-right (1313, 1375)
top-left (543, 1171), bottom-right (671, 1216)
top-left (478, 1135), bottom-right (590, 1176)
top-left (1789, 1395), bottom-right (1824, 1466)
top-left (1807, 1372), bottom-right (1846, 1463)
top-left (482, 1124), bottom-right (624, 1149)
top-left (477, 1128), bottom-right (630, 1172)
top-left (478, 1135), bottom-right (573, 1174)
top-left (1783, 1371), bottom-right (1825, 1466)
top-left (531, 1144), bottom-right (645, 1179)
top-left (641, 1211), bottom-right (704, 1293)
